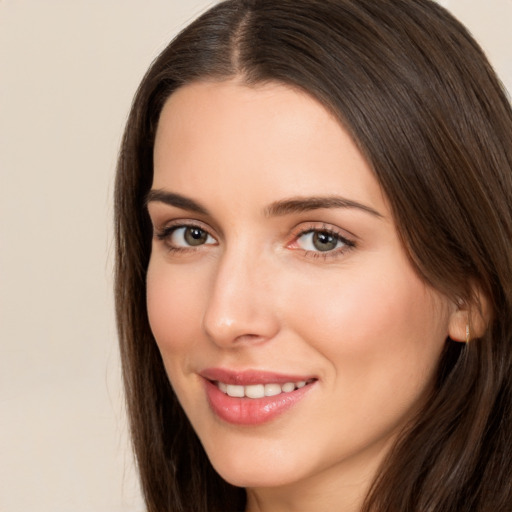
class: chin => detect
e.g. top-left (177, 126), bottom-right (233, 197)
top-left (204, 443), bottom-right (309, 489)
top-left (215, 465), bottom-right (298, 489)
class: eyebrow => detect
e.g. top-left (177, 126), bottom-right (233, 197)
top-left (146, 189), bottom-right (383, 219)
top-left (146, 189), bottom-right (210, 215)
top-left (265, 196), bottom-right (383, 218)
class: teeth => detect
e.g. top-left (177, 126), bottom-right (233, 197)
top-left (226, 384), bottom-right (245, 398)
top-left (245, 384), bottom-right (265, 399)
top-left (264, 383), bottom-right (282, 397)
top-left (216, 380), bottom-right (312, 399)
top-left (281, 382), bottom-right (295, 393)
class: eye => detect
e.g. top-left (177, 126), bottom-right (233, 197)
top-left (292, 228), bottom-right (355, 256)
top-left (157, 225), bottom-right (217, 250)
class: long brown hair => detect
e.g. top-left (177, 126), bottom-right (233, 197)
top-left (114, 1), bottom-right (512, 510)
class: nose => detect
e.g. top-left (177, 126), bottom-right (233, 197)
top-left (202, 245), bottom-right (281, 348)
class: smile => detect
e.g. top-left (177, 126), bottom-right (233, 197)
top-left (215, 379), bottom-right (314, 399)
top-left (200, 369), bottom-right (317, 425)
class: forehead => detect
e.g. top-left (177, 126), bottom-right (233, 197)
top-left (152, 80), bottom-right (387, 214)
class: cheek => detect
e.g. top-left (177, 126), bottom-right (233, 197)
top-left (287, 262), bottom-right (449, 387)
top-left (146, 258), bottom-right (205, 359)
top-left (281, 263), bottom-right (451, 458)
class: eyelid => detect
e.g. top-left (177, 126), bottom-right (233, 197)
top-left (153, 217), bottom-right (214, 235)
top-left (287, 222), bottom-right (356, 258)
top-left (154, 219), bottom-right (218, 252)
top-left (148, 202), bottom-right (224, 237)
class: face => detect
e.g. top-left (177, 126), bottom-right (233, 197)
top-left (147, 80), bottom-right (456, 509)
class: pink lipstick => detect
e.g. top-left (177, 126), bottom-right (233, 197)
top-left (200, 368), bottom-right (317, 425)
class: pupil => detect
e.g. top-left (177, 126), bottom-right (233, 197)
top-left (313, 231), bottom-right (337, 251)
top-left (185, 227), bottom-right (207, 246)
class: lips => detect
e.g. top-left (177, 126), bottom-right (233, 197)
top-left (200, 368), bottom-right (317, 425)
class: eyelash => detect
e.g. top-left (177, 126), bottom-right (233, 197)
top-left (290, 224), bottom-right (356, 260)
top-left (154, 221), bottom-right (356, 259)
top-left (155, 222), bottom-right (216, 254)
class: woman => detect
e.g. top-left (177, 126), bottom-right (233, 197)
top-left (114, 0), bottom-right (512, 510)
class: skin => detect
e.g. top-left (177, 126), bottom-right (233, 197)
top-left (146, 79), bottom-right (466, 512)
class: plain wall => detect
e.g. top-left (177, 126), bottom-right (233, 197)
top-left (0, 1), bottom-right (510, 511)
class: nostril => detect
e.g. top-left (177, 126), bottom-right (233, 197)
top-left (233, 333), bottom-right (265, 344)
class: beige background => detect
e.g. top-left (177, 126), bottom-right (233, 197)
top-left (0, 1), bottom-right (510, 511)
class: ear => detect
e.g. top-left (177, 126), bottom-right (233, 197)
top-left (448, 289), bottom-right (491, 342)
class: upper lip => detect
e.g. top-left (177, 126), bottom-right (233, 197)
top-left (199, 367), bottom-right (317, 386)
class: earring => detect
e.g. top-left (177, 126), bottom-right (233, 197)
top-left (466, 323), bottom-right (471, 343)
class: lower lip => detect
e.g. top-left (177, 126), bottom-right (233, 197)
top-left (204, 379), bottom-right (315, 426)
